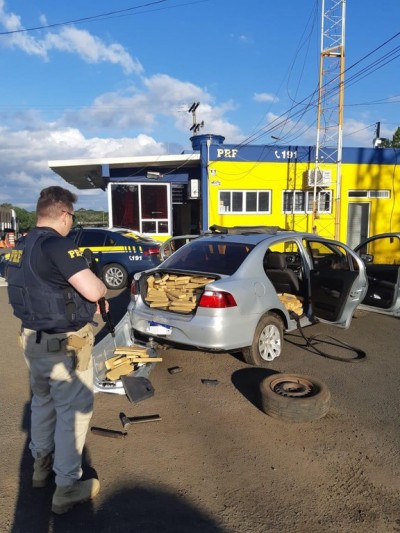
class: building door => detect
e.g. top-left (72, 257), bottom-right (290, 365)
top-left (347, 202), bottom-right (369, 248)
top-left (171, 184), bottom-right (201, 235)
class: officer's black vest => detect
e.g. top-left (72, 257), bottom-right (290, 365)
top-left (7, 227), bottom-right (96, 332)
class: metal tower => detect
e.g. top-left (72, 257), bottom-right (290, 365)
top-left (314, 0), bottom-right (346, 238)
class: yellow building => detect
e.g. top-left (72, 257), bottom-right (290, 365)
top-left (200, 137), bottom-right (400, 248)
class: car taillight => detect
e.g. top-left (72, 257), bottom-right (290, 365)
top-left (198, 291), bottom-right (237, 308)
top-left (130, 279), bottom-right (139, 296)
top-left (143, 247), bottom-right (160, 256)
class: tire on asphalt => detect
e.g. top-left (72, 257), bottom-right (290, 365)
top-left (102, 263), bottom-right (128, 290)
top-left (260, 373), bottom-right (331, 422)
top-left (242, 313), bottom-right (284, 366)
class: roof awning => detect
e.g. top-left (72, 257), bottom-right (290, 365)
top-left (48, 153), bottom-right (201, 191)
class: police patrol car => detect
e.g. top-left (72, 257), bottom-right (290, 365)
top-left (69, 227), bottom-right (161, 290)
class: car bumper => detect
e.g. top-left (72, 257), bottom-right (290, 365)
top-left (129, 304), bottom-right (260, 351)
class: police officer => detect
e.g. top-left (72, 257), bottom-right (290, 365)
top-left (7, 186), bottom-right (108, 514)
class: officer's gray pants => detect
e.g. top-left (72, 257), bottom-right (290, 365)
top-left (22, 324), bottom-right (94, 487)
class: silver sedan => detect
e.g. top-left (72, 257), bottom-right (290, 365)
top-left (129, 228), bottom-right (368, 366)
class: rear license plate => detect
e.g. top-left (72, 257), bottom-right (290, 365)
top-left (147, 321), bottom-right (172, 336)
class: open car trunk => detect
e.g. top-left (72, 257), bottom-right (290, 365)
top-left (92, 311), bottom-right (159, 395)
top-left (139, 270), bottom-right (218, 315)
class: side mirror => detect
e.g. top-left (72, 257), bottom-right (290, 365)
top-left (360, 253), bottom-right (373, 264)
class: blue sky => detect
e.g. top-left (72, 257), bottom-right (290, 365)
top-left (0, 0), bottom-right (399, 211)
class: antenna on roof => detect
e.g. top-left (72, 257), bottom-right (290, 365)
top-left (188, 102), bottom-right (204, 135)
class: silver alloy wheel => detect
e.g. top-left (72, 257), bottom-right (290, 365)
top-left (258, 323), bottom-right (282, 361)
top-left (103, 263), bottom-right (127, 289)
top-left (242, 313), bottom-right (284, 367)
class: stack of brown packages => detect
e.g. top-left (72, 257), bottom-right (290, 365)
top-left (278, 293), bottom-right (303, 316)
top-left (145, 273), bottom-right (215, 313)
top-left (105, 346), bottom-right (163, 381)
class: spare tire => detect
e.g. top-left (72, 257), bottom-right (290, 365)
top-left (260, 374), bottom-right (331, 422)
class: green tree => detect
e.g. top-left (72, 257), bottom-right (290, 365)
top-left (14, 207), bottom-right (36, 232)
top-left (381, 126), bottom-right (400, 148)
top-left (390, 127), bottom-right (400, 147)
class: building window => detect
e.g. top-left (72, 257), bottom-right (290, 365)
top-left (283, 190), bottom-right (332, 214)
top-left (306, 190), bottom-right (332, 213)
top-left (283, 191), bottom-right (305, 213)
top-left (111, 183), bottom-right (170, 234)
top-left (219, 190), bottom-right (271, 214)
top-left (348, 190), bottom-right (390, 199)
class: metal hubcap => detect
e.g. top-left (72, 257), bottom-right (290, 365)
top-left (258, 324), bottom-right (282, 361)
top-left (270, 376), bottom-right (315, 398)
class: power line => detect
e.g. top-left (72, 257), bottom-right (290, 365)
top-left (0, 1), bottom-right (167, 35)
top-left (342, 124), bottom-right (376, 138)
top-left (345, 95), bottom-right (400, 107)
top-left (238, 30), bottom-right (400, 148)
top-left (0, 0), bottom-right (212, 36)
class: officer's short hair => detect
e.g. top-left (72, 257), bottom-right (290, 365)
top-left (36, 186), bottom-right (77, 220)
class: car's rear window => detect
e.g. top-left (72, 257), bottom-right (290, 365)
top-left (162, 240), bottom-right (254, 275)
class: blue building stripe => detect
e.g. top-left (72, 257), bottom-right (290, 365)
top-left (210, 144), bottom-right (400, 165)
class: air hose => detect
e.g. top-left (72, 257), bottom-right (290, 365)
top-left (289, 311), bottom-right (366, 363)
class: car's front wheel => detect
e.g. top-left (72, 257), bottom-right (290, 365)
top-left (242, 313), bottom-right (283, 366)
top-left (102, 263), bottom-right (128, 290)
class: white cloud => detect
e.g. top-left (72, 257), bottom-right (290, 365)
top-left (260, 111), bottom-right (316, 145)
top-left (64, 88), bottom-right (156, 131)
top-left (0, 124), bottom-right (170, 210)
top-left (0, 2), bottom-right (140, 74)
top-left (44, 27), bottom-right (142, 74)
top-left (254, 92), bottom-right (279, 104)
top-left (0, 1), bottom-right (48, 57)
top-left (262, 112), bottom-right (377, 147)
top-left (238, 34), bottom-right (253, 44)
top-left (343, 118), bottom-right (375, 147)
top-left (62, 73), bottom-right (244, 142)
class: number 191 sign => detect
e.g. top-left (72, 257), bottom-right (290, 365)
top-left (274, 150), bottom-right (298, 160)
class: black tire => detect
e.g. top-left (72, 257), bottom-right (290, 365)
top-left (242, 313), bottom-right (283, 366)
top-left (260, 374), bottom-right (331, 422)
top-left (102, 263), bottom-right (128, 290)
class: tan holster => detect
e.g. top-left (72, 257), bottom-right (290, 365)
top-left (65, 329), bottom-right (93, 372)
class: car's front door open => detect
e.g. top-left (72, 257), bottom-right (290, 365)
top-left (354, 234), bottom-right (400, 315)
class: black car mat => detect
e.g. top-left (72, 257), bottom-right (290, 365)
top-left (121, 375), bottom-right (155, 404)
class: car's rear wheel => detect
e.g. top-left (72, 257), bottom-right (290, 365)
top-left (260, 374), bottom-right (331, 422)
top-left (242, 313), bottom-right (283, 366)
top-left (102, 263), bottom-right (128, 290)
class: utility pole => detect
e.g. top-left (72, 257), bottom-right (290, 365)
top-left (188, 102), bottom-right (204, 135)
top-left (314, 0), bottom-right (346, 239)
top-left (373, 122), bottom-right (388, 147)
